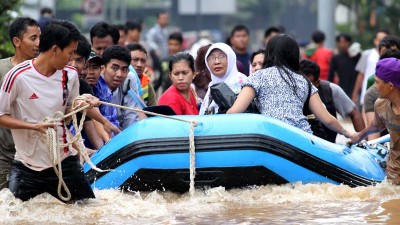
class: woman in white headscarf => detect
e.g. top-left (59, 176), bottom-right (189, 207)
top-left (199, 43), bottom-right (247, 115)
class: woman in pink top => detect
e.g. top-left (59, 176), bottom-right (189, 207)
top-left (158, 52), bottom-right (199, 115)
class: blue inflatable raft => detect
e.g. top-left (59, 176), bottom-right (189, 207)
top-left (83, 114), bottom-right (388, 192)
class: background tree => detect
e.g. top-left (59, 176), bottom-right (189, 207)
top-left (0, 0), bottom-right (21, 58)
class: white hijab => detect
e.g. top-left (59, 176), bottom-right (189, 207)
top-left (199, 43), bottom-right (247, 115)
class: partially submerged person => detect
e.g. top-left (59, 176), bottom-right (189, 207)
top-left (0, 20), bottom-right (98, 203)
top-left (158, 52), bottom-right (199, 115)
top-left (227, 34), bottom-right (354, 138)
top-left (0, 17), bottom-right (40, 190)
top-left (349, 57), bottom-right (400, 185)
top-left (199, 42), bottom-right (247, 115)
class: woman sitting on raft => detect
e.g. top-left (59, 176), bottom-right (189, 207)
top-left (227, 34), bottom-right (355, 138)
top-left (158, 52), bottom-right (199, 115)
top-left (199, 42), bottom-right (247, 115)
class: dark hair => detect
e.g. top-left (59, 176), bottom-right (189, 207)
top-left (379, 49), bottom-right (400, 60)
top-left (168, 52), bottom-right (195, 72)
top-left (90, 21), bottom-right (120, 45)
top-left (250, 49), bottom-right (265, 63)
top-left (264, 34), bottom-right (303, 97)
top-left (264, 26), bottom-right (281, 38)
top-left (116, 24), bottom-right (126, 33)
top-left (378, 35), bottom-right (400, 52)
top-left (102, 45), bottom-right (131, 66)
top-left (76, 35), bottom-right (92, 59)
top-left (312, 30), bottom-right (325, 43)
top-left (157, 11), bottom-right (168, 18)
top-left (126, 43), bottom-right (147, 55)
top-left (168, 32), bottom-right (183, 44)
top-left (335, 33), bottom-right (352, 43)
top-left (230, 25), bottom-right (249, 37)
top-left (193, 44), bottom-right (212, 89)
top-left (40, 7), bottom-right (53, 16)
top-left (125, 20), bottom-right (142, 32)
top-left (39, 20), bottom-right (81, 52)
top-left (8, 17), bottom-right (39, 47)
top-left (374, 29), bottom-right (390, 39)
top-left (299, 59), bottom-right (320, 81)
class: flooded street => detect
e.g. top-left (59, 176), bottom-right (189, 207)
top-left (1, 182), bottom-right (399, 224)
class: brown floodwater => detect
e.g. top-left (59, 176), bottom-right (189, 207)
top-left (1, 182), bottom-right (399, 224)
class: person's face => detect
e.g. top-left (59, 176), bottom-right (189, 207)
top-left (130, 50), bottom-right (147, 76)
top-left (158, 13), bottom-right (169, 27)
top-left (127, 29), bottom-right (140, 43)
top-left (251, 53), bottom-right (264, 73)
top-left (374, 75), bottom-right (393, 99)
top-left (68, 53), bottom-right (86, 74)
top-left (265, 32), bottom-right (279, 45)
top-left (207, 49), bottom-right (228, 78)
top-left (337, 37), bottom-right (350, 52)
top-left (169, 59), bottom-right (195, 93)
top-left (14, 25), bottom-right (41, 59)
top-left (118, 29), bottom-right (126, 46)
top-left (103, 59), bottom-right (130, 91)
top-left (83, 61), bottom-right (102, 86)
top-left (92, 35), bottom-right (114, 56)
top-left (374, 32), bottom-right (388, 48)
top-left (53, 41), bottom-right (78, 70)
top-left (230, 30), bottom-right (249, 51)
top-left (168, 39), bottom-right (182, 55)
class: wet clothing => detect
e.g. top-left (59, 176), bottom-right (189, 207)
top-left (0, 57), bottom-right (16, 190)
top-left (373, 99), bottom-right (400, 185)
top-left (93, 76), bottom-right (120, 129)
top-left (8, 156), bottom-right (94, 203)
top-left (159, 86), bottom-right (199, 115)
top-left (244, 66), bottom-right (318, 133)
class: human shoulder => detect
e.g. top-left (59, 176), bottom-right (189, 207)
top-left (374, 98), bottom-right (389, 110)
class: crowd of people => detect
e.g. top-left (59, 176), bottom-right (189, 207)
top-left (0, 9), bottom-right (400, 203)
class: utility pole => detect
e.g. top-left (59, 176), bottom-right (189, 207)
top-left (317, 0), bottom-right (337, 49)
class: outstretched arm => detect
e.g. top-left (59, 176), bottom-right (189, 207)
top-left (227, 86), bottom-right (256, 114)
top-left (308, 93), bottom-right (354, 138)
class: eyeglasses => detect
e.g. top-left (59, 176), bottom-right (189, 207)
top-left (207, 54), bottom-right (227, 63)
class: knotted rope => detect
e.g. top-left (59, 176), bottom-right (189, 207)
top-left (43, 96), bottom-right (198, 201)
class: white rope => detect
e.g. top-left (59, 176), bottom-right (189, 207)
top-left (188, 120), bottom-right (197, 196)
top-left (43, 96), bottom-right (199, 200)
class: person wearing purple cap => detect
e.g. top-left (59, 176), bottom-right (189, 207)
top-left (349, 57), bottom-right (400, 185)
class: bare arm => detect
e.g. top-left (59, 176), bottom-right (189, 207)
top-left (227, 86), bottom-right (256, 114)
top-left (347, 107), bottom-right (365, 132)
top-left (83, 120), bottom-right (104, 149)
top-left (348, 117), bottom-right (384, 144)
top-left (0, 114), bottom-right (56, 134)
top-left (308, 93), bottom-right (354, 138)
top-left (365, 111), bottom-right (381, 140)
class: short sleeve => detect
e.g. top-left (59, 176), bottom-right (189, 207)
top-left (0, 71), bottom-right (17, 116)
top-left (364, 87), bottom-right (379, 113)
top-left (242, 71), bottom-right (261, 96)
top-left (330, 82), bottom-right (356, 116)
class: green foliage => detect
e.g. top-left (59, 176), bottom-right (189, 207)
top-left (337, 0), bottom-right (400, 49)
top-left (0, 0), bottom-right (21, 58)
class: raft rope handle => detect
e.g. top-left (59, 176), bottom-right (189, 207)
top-left (44, 96), bottom-right (198, 200)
